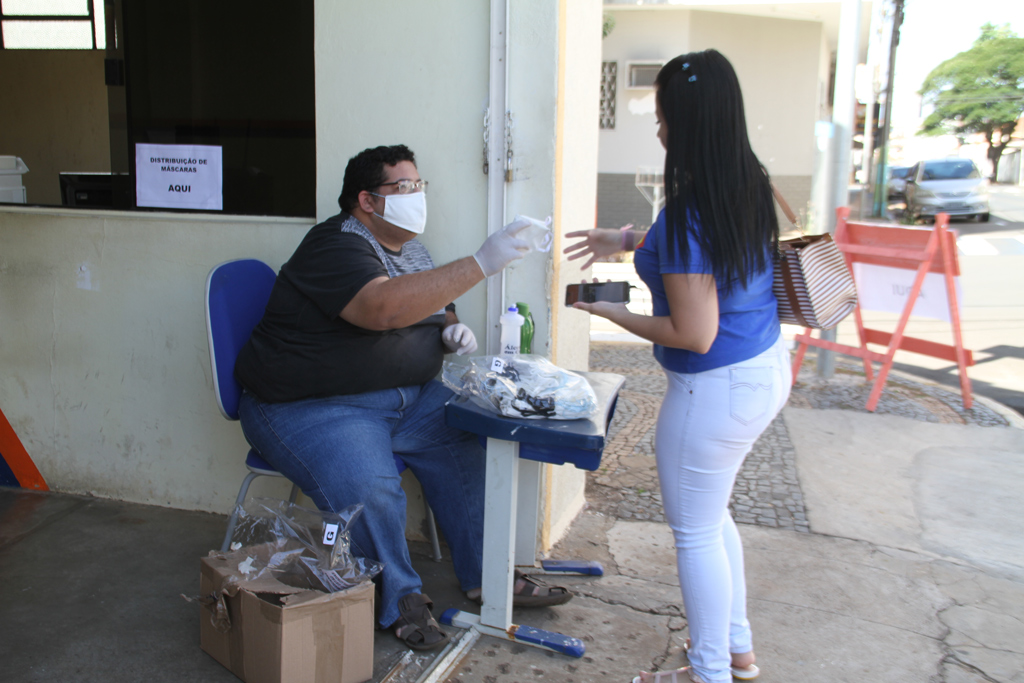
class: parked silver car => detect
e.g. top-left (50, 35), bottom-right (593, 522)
top-left (904, 158), bottom-right (989, 222)
top-left (887, 166), bottom-right (912, 199)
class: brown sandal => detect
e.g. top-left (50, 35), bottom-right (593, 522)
top-left (512, 570), bottom-right (574, 607)
top-left (468, 570), bottom-right (574, 607)
top-left (393, 593), bottom-right (450, 651)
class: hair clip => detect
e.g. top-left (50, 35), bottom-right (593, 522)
top-left (688, 75), bottom-right (697, 82)
top-left (681, 62), bottom-right (690, 71)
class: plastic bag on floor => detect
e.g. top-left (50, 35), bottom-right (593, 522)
top-left (442, 354), bottom-right (597, 420)
top-left (227, 497), bottom-right (382, 592)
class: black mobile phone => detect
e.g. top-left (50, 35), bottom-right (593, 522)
top-left (565, 281), bottom-right (631, 306)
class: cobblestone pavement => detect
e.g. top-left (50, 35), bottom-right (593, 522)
top-left (587, 342), bottom-right (1010, 532)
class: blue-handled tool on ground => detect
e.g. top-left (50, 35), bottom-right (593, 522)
top-left (439, 609), bottom-right (586, 658)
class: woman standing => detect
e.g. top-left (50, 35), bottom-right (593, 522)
top-left (565, 50), bottom-right (790, 683)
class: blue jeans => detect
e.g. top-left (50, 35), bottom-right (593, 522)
top-left (237, 380), bottom-right (485, 628)
top-left (656, 334), bottom-right (791, 683)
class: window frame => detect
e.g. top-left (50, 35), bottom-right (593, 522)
top-left (0, 0), bottom-right (316, 218)
top-left (0, 0), bottom-right (105, 51)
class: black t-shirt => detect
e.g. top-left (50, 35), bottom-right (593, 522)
top-left (235, 213), bottom-right (450, 403)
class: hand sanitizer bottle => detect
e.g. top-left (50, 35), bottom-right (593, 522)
top-left (499, 306), bottom-right (525, 357)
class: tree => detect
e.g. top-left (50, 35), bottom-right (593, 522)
top-left (918, 23), bottom-right (1024, 179)
top-left (602, 13), bottom-right (615, 39)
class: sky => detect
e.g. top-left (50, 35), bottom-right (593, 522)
top-left (889, 0), bottom-right (1021, 132)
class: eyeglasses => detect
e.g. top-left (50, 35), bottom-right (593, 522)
top-left (376, 179), bottom-right (429, 194)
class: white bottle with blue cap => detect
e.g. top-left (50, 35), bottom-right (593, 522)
top-left (499, 306), bottom-right (525, 357)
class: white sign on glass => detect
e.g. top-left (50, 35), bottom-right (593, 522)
top-left (852, 263), bottom-right (963, 323)
top-left (135, 143), bottom-right (223, 211)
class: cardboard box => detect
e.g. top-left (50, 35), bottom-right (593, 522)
top-left (199, 545), bottom-right (374, 683)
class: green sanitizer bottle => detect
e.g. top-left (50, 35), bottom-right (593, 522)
top-left (516, 302), bottom-right (535, 355)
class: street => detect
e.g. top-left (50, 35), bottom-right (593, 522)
top-left (849, 184), bottom-right (1024, 415)
top-left (589, 184), bottom-right (1024, 416)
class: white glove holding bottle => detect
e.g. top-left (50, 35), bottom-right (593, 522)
top-left (441, 323), bottom-right (478, 356)
top-left (473, 218), bottom-right (531, 277)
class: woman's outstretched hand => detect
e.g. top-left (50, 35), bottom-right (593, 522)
top-left (563, 228), bottom-right (626, 269)
top-left (571, 300), bottom-right (628, 320)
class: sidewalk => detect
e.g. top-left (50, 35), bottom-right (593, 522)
top-left (446, 343), bottom-right (1024, 683)
top-left (2, 342), bottom-right (1023, 682)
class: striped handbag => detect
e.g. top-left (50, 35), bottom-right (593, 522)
top-left (773, 233), bottom-right (858, 329)
top-left (769, 183), bottom-right (857, 329)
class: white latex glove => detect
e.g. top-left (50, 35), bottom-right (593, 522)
top-left (441, 323), bottom-right (478, 356)
top-left (473, 218), bottom-right (531, 277)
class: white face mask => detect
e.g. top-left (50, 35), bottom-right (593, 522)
top-left (372, 191), bottom-right (427, 235)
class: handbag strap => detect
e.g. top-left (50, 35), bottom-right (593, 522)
top-left (770, 181), bottom-right (800, 228)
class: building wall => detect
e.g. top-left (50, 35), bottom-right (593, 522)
top-left (0, 51), bottom-right (110, 206)
top-left (314, 0), bottom-right (600, 549)
top-left (598, 9), bottom-right (691, 176)
top-left (0, 1), bottom-right (599, 553)
top-left (597, 9), bottom-right (827, 231)
top-left (0, 208), bottom-right (312, 512)
top-left (597, 172), bottom-right (661, 231)
top-left (690, 11), bottom-right (821, 177)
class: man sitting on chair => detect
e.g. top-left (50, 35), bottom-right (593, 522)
top-left (234, 144), bottom-right (572, 651)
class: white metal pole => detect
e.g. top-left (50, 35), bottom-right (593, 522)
top-left (818, 0), bottom-right (863, 378)
top-left (832, 0), bottom-right (862, 217)
top-left (860, 1), bottom-right (884, 201)
top-left (480, 438), bottom-right (519, 629)
top-left (485, 0), bottom-right (510, 354)
top-left (872, 0), bottom-right (905, 217)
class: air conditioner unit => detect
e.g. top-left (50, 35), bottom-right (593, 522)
top-left (626, 61), bottom-right (664, 89)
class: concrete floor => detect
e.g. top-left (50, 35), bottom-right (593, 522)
top-left (3, 343), bottom-right (1024, 682)
top-left (0, 488), bottom-right (477, 682)
top-left (0, 489), bottom-right (243, 682)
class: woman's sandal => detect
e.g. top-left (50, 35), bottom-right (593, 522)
top-left (469, 570), bottom-right (574, 608)
top-left (683, 638), bottom-right (760, 680)
top-left (392, 593), bottom-right (450, 651)
top-left (631, 667), bottom-right (705, 683)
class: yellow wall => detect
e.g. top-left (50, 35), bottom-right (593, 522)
top-left (0, 51), bottom-right (110, 205)
top-left (547, 0), bottom-right (603, 547)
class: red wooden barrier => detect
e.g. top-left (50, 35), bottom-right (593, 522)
top-left (0, 406), bottom-right (48, 490)
top-left (791, 208), bottom-right (974, 411)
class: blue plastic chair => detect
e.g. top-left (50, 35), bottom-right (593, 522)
top-left (205, 258), bottom-right (442, 560)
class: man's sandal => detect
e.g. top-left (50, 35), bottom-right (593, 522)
top-left (470, 570), bottom-right (574, 607)
top-left (683, 639), bottom-right (760, 680)
top-left (393, 593), bottom-right (450, 651)
top-left (512, 570), bottom-right (574, 607)
top-left (632, 667), bottom-right (706, 683)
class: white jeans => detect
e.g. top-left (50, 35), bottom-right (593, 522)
top-left (655, 334), bottom-right (791, 683)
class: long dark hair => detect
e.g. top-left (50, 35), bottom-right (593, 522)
top-left (655, 50), bottom-right (778, 292)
